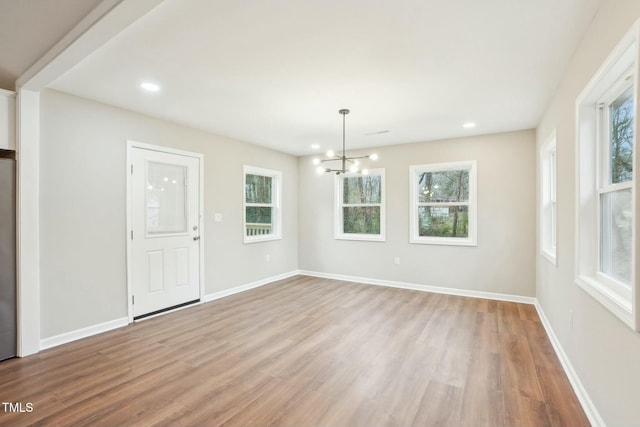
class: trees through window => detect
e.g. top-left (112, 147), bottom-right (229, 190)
top-left (244, 166), bottom-right (281, 242)
top-left (410, 161), bottom-right (477, 246)
top-left (599, 82), bottom-right (634, 287)
top-left (334, 169), bottom-right (385, 241)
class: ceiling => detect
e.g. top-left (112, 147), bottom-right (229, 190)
top-left (20, 0), bottom-right (606, 155)
top-left (0, 0), bottom-right (104, 91)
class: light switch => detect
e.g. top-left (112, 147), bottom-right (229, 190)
top-left (214, 213), bottom-right (222, 223)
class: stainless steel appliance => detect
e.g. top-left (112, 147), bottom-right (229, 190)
top-left (0, 157), bottom-right (16, 360)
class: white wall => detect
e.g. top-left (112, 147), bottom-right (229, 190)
top-left (299, 130), bottom-right (536, 297)
top-left (39, 89), bottom-right (298, 338)
top-left (536, 1), bottom-right (640, 425)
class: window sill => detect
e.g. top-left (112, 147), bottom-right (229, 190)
top-left (244, 235), bottom-right (282, 244)
top-left (576, 275), bottom-right (636, 330)
top-left (410, 236), bottom-right (477, 247)
top-left (335, 234), bottom-right (385, 242)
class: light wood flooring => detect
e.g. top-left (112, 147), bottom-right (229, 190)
top-left (0, 275), bottom-right (589, 427)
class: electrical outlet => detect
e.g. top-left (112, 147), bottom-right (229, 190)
top-left (394, 257), bottom-right (400, 265)
top-left (214, 213), bottom-right (222, 223)
top-left (266, 254), bottom-right (270, 262)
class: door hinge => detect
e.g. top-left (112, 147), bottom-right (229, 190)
top-left (132, 295), bottom-right (135, 305)
top-left (131, 230), bottom-right (133, 240)
top-left (130, 164), bottom-right (133, 175)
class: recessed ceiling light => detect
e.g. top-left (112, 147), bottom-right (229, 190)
top-left (463, 122), bottom-right (476, 129)
top-left (140, 82), bottom-right (161, 92)
top-left (311, 144), bottom-right (320, 149)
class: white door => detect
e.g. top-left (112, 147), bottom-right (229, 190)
top-left (130, 146), bottom-right (201, 318)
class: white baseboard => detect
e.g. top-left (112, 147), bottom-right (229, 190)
top-left (203, 270), bottom-right (299, 303)
top-left (534, 302), bottom-right (605, 427)
top-left (40, 317), bottom-right (129, 351)
top-left (298, 270), bottom-right (537, 305)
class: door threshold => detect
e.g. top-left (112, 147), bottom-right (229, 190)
top-left (134, 299), bottom-right (200, 321)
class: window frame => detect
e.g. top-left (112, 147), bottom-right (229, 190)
top-left (243, 165), bottom-right (282, 243)
top-left (575, 21), bottom-right (639, 331)
top-left (540, 130), bottom-right (557, 265)
top-left (597, 80), bottom-right (634, 301)
top-left (409, 160), bottom-right (477, 246)
top-left (334, 168), bottom-right (386, 242)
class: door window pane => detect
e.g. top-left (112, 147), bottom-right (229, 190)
top-left (146, 162), bottom-right (187, 234)
top-left (600, 188), bottom-right (632, 285)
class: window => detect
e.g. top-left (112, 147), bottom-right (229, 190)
top-left (600, 85), bottom-right (634, 286)
top-left (540, 131), bottom-right (557, 265)
top-left (244, 166), bottom-right (281, 243)
top-left (409, 161), bottom-right (477, 246)
top-left (334, 169), bottom-right (385, 241)
top-left (576, 23), bottom-right (638, 330)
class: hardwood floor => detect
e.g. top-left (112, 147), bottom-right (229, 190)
top-left (0, 276), bottom-right (589, 427)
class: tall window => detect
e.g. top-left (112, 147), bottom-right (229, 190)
top-left (244, 166), bottom-right (281, 243)
top-left (599, 85), bottom-right (634, 285)
top-left (409, 161), bottom-right (477, 246)
top-left (576, 24), bottom-right (638, 330)
top-left (334, 169), bottom-right (385, 241)
top-left (540, 131), bottom-right (557, 265)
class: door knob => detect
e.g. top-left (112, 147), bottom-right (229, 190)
top-left (193, 236), bottom-right (200, 241)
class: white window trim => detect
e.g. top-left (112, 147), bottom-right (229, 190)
top-left (243, 165), bottom-right (282, 243)
top-left (540, 130), bottom-right (557, 266)
top-left (334, 168), bottom-right (386, 242)
top-left (575, 20), bottom-right (639, 331)
top-left (409, 160), bottom-right (477, 246)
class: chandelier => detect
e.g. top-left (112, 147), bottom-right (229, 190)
top-left (313, 109), bottom-right (378, 175)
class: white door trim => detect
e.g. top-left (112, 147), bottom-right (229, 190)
top-left (15, 89), bottom-right (41, 356)
top-left (126, 140), bottom-right (205, 323)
